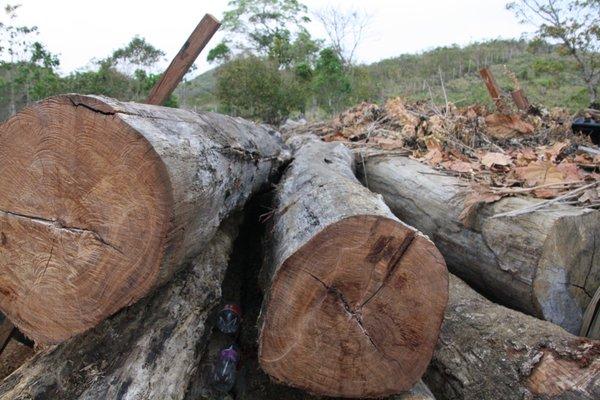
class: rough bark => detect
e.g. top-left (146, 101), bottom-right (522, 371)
top-left (0, 218), bottom-right (240, 400)
top-left (358, 153), bottom-right (600, 334)
top-left (258, 137), bottom-right (448, 398)
top-left (0, 94), bottom-right (284, 344)
top-left (426, 274), bottom-right (600, 400)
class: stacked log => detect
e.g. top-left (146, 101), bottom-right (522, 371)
top-left (358, 153), bottom-right (600, 334)
top-left (427, 274), bottom-right (600, 399)
top-left (0, 95), bottom-right (284, 344)
top-left (0, 219), bottom-right (240, 399)
top-left (258, 136), bottom-right (448, 398)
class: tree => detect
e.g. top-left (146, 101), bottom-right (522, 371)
top-left (313, 48), bottom-right (351, 112)
top-left (507, 0), bottom-right (600, 103)
top-left (207, 0), bottom-right (318, 65)
top-left (63, 36), bottom-right (176, 106)
top-left (314, 7), bottom-right (370, 68)
top-left (0, 4), bottom-right (61, 119)
top-left (210, 0), bottom-right (322, 122)
top-left (108, 36), bottom-right (165, 76)
top-left (215, 56), bottom-right (303, 124)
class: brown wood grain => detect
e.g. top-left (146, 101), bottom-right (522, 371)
top-left (479, 67), bottom-right (508, 112)
top-left (258, 137), bottom-right (448, 398)
top-left (0, 94), bottom-right (283, 344)
top-left (511, 88), bottom-right (531, 111)
top-left (146, 14), bottom-right (220, 106)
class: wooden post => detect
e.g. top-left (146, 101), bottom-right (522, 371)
top-left (511, 89), bottom-right (530, 111)
top-left (146, 14), bottom-right (220, 106)
top-left (479, 67), bottom-right (508, 113)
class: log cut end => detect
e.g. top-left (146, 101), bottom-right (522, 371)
top-left (0, 95), bottom-right (173, 343)
top-left (259, 215), bottom-right (448, 398)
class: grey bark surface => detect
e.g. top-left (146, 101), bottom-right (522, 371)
top-left (69, 94), bottom-right (284, 286)
top-left (358, 153), bottom-right (600, 334)
top-left (0, 219), bottom-right (240, 400)
top-left (426, 274), bottom-right (600, 400)
top-left (258, 136), bottom-right (448, 398)
top-left (261, 136), bottom-right (408, 284)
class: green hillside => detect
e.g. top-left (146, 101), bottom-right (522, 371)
top-left (178, 39), bottom-right (590, 116)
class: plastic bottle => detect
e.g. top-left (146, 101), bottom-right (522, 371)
top-left (216, 303), bottom-right (242, 335)
top-left (212, 345), bottom-right (240, 393)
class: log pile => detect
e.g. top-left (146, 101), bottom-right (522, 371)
top-left (0, 95), bottom-right (599, 400)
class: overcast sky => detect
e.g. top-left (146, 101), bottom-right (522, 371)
top-left (11, 0), bottom-right (533, 76)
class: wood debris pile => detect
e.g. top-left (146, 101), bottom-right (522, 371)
top-left (286, 98), bottom-right (600, 205)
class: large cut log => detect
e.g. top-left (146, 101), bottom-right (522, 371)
top-left (0, 218), bottom-right (239, 400)
top-left (0, 95), bottom-right (284, 344)
top-left (258, 137), bottom-right (448, 398)
top-left (358, 154), bottom-right (600, 334)
top-left (426, 274), bottom-right (600, 400)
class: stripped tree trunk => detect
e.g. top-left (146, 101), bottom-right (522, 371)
top-left (358, 153), bottom-right (600, 334)
top-left (426, 274), bottom-right (600, 400)
top-left (0, 95), bottom-right (284, 344)
top-left (0, 218), bottom-right (240, 400)
top-left (258, 137), bottom-right (448, 398)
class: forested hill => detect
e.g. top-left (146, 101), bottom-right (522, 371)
top-left (177, 39), bottom-right (590, 116)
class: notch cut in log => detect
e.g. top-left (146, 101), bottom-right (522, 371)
top-left (0, 94), bottom-right (284, 344)
top-left (146, 14), bottom-right (220, 106)
top-left (259, 136), bottom-right (448, 398)
top-left (426, 274), bottom-right (600, 400)
top-left (358, 153), bottom-right (600, 334)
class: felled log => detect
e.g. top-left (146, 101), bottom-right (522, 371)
top-left (0, 95), bottom-right (283, 344)
top-left (259, 137), bottom-right (448, 398)
top-left (426, 274), bottom-right (600, 400)
top-left (0, 218), bottom-right (239, 400)
top-left (358, 154), bottom-right (600, 334)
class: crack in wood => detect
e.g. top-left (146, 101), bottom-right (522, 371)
top-left (0, 209), bottom-right (123, 254)
top-left (303, 271), bottom-right (403, 369)
top-left (360, 232), bottom-right (416, 308)
top-left (68, 97), bottom-right (116, 116)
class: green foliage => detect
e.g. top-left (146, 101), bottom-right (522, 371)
top-left (208, 0), bottom-right (318, 68)
top-left (0, 4), bottom-right (176, 119)
top-left (215, 56), bottom-right (303, 124)
top-left (0, 4), bottom-right (62, 119)
top-left (207, 42), bottom-right (232, 63)
top-left (184, 38), bottom-right (594, 117)
top-left (107, 35), bottom-right (165, 75)
top-left (208, 0), bottom-right (324, 122)
top-left (313, 48), bottom-right (351, 112)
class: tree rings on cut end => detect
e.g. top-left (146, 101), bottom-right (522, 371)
top-left (259, 216), bottom-right (448, 398)
top-left (0, 95), bottom-right (173, 343)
